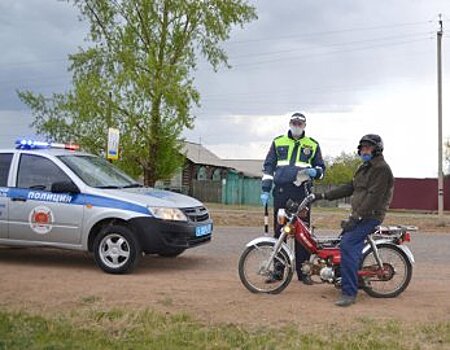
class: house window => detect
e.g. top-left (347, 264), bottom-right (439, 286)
top-left (197, 166), bottom-right (207, 181)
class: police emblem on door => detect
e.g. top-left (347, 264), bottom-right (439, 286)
top-left (29, 206), bottom-right (54, 234)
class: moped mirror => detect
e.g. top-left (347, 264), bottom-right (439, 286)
top-left (285, 199), bottom-right (299, 214)
top-left (293, 169), bottom-right (310, 187)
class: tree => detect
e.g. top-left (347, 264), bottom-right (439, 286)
top-left (18, 0), bottom-right (257, 184)
top-left (319, 152), bottom-right (361, 185)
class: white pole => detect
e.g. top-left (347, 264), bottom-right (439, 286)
top-left (437, 14), bottom-right (444, 223)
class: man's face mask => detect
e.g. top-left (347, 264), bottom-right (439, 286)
top-left (290, 121), bottom-right (305, 137)
top-left (359, 144), bottom-right (374, 162)
top-left (360, 153), bottom-right (373, 162)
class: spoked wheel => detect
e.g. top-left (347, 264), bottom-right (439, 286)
top-left (238, 241), bottom-right (293, 294)
top-left (360, 244), bottom-right (412, 298)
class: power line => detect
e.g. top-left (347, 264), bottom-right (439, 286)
top-left (227, 20), bottom-right (432, 45)
top-left (230, 31), bottom-right (433, 59)
top-left (232, 37), bottom-right (433, 68)
top-left (0, 21), bottom-right (433, 68)
top-left (0, 36), bottom-right (432, 88)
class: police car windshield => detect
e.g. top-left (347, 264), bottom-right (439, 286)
top-left (58, 155), bottom-right (141, 188)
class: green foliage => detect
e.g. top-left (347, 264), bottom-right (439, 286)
top-left (18, 0), bottom-right (257, 185)
top-left (0, 309), bottom-right (449, 349)
top-left (320, 152), bottom-right (362, 185)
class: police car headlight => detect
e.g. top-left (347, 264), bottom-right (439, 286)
top-left (148, 207), bottom-right (188, 222)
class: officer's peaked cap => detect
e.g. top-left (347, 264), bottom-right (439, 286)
top-left (290, 112), bottom-right (306, 123)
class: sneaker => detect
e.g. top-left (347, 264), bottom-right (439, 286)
top-left (335, 295), bottom-right (356, 307)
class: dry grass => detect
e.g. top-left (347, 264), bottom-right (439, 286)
top-left (208, 204), bottom-right (450, 233)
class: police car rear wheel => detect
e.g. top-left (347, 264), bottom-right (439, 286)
top-left (93, 225), bottom-right (141, 274)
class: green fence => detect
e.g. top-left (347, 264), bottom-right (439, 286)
top-left (221, 173), bottom-right (348, 207)
top-left (222, 171), bottom-right (264, 206)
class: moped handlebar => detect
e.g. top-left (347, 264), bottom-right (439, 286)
top-left (297, 193), bottom-right (316, 212)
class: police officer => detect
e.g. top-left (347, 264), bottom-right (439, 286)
top-left (261, 112), bottom-right (326, 284)
top-left (314, 134), bottom-right (394, 307)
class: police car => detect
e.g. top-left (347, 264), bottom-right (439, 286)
top-left (0, 140), bottom-right (212, 273)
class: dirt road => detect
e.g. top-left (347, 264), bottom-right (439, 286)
top-left (0, 227), bottom-right (449, 328)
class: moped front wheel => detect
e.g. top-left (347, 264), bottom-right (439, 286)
top-left (360, 244), bottom-right (412, 298)
top-left (238, 241), bottom-right (293, 294)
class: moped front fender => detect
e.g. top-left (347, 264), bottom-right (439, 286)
top-left (362, 239), bottom-right (415, 264)
top-left (246, 236), bottom-right (295, 267)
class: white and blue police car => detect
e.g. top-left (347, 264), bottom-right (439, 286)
top-left (0, 140), bottom-right (212, 273)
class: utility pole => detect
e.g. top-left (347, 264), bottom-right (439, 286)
top-left (437, 14), bottom-right (444, 223)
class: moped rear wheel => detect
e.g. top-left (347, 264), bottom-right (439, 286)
top-left (238, 241), bottom-right (293, 294)
top-left (360, 244), bottom-right (412, 298)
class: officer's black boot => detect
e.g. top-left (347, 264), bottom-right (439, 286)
top-left (265, 261), bottom-right (284, 283)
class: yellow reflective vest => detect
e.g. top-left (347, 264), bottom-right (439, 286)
top-left (273, 135), bottom-right (319, 167)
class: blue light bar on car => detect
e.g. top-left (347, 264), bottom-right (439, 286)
top-left (15, 139), bottom-right (80, 151)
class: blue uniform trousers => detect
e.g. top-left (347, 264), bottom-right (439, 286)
top-left (340, 218), bottom-right (381, 297)
top-left (273, 184), bottom-right (310, 280)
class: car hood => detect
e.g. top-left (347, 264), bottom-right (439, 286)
top-left (90, 187), bottom-right (204, 209)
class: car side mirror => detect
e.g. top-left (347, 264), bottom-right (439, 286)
top-left (51, 181), bottom-right (80, 194)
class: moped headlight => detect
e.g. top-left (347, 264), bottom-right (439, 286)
top-left (148, 207), bottom-right (188, 222)
top-left (283, 224), bottom-right (295, 235)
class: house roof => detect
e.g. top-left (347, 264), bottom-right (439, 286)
top-left (221, 159), bottom-right (263, 178)
top-left (182, 141), bottom-right (228, 168)
top-left (182, 142), bottom-right (263, 178)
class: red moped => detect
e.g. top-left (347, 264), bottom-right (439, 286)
top-left (238, 172), bottom-right (415, 297)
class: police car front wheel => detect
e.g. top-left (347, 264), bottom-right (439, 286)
top-left (93, 225), bottom-right (141, 274)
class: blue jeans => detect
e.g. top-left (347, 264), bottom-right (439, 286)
top-left (340, 218), bottom-right (381, 297)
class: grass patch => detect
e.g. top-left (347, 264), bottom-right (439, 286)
top-left (0, 308), bottom-right (449, 349)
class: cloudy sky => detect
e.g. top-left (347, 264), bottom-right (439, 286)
top-left (1, 0), bottom-right (450, 178)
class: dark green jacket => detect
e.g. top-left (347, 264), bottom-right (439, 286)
top-left (325, 155), bottom-right (394, 222)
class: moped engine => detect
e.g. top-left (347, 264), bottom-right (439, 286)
top-left (301, 257), bottom-right (336, 283)
top-left (319, 267), bottom-right (335, 282)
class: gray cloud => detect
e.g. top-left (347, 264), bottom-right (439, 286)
top-left (0, 0), bottom-right (86, 109)
top-left (193, 0), bottom-right (439, 118)
top-left (1, 0), bottom-right (450, 176)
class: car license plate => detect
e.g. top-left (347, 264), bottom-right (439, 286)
top-left (195, 224), bottom-right (212, 237)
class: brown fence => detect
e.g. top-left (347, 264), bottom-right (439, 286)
top-left (192, 180), bottom-right (222, 203)
top-left (390, 178), bottom-right (450, 211)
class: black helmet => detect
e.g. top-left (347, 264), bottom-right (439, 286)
top-left (357, 134), bottom-right (384, 156)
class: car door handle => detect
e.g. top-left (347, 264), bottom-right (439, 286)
top-left (11, 197), bottom-right (27, 202)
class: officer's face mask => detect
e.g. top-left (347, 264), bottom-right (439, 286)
top-left (290, 121), bottom-right (305, 137)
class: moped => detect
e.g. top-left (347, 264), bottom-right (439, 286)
top-left (238, 171), bottom-right (416, 297)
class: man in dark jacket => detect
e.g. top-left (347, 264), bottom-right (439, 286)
top-left (261, 112), bottom-right (326, 283)
top-left (314, 134), bottom-right (394, 307)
